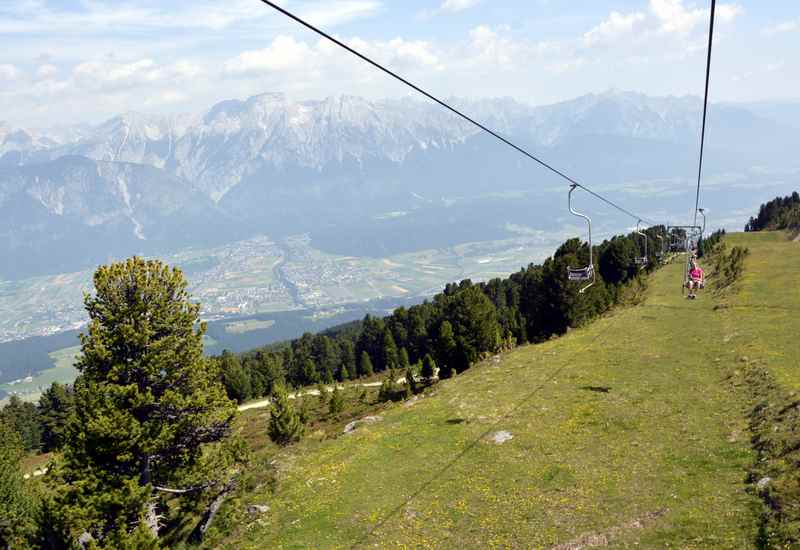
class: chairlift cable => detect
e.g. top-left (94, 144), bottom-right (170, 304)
top-left (258, 0), bottom-right (659, 226)
top-left (692, 0), bottom-right (716, 229)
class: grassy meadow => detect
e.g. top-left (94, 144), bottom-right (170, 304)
top-left (205, 231), bottom-right (799, 549)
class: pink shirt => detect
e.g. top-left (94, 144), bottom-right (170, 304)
top-left (689, 267), bottom-right (703, 280)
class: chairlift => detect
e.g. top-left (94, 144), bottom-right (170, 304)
top-left (634, 220), bottom-right (648, 267)
top-left (566, 184), bottom-right (595, 293)
top-left (669, 234), bottom-right (683, 253)
top-left (655, 234), bottom-right (664, 262)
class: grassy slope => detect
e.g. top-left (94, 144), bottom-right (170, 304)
top-left (220, 232), bottom-right (799, 549)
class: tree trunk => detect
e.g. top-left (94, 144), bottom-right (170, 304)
top-left (140, 455), bottom-right (160, 539)
top-left (191, 478), bottom-right (237, 543)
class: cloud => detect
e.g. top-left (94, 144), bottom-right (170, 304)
top-left (36, 64), bottom-right (58, 79)
top-left (73, 59), bottom-right (202, 92)
top-left (384, 38), bottom-right (440, 67)
top-left (440, 0), bottom-right (482, 14)
top-left (469, 25), bottom-right (518, 66)
top-left (717, 4), bottom-right (744, 22)
top-left (584, 11), bottom-right (647, 46)
top-left (764, 20), bottom-right (799, 35)
top-left (649, 0), bottom-right (742, 34)
top-left (145, 90), bottom-right (190, 106)
top-left (224, 34), bottom-right (440, 78)
top-left (224, 36), bottom-right (313, 76)
top-left (304, 1), bottom-right (382, 26)
top-left (0, 64), bottom-right (20, 81)
top-left (649, 0), bottom-right (706, 33)
top-left (0, 0), bottom-right (381, 35)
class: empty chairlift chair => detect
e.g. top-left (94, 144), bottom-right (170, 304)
top-left (566, 184), bottom-right (595, 293)
top-left (634, 220), bottom-right (648, 268)
top-left (656, 234), bottom-right (665, 263)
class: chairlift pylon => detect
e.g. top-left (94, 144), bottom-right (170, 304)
top-left (566, 184), bottom-right (595, 293)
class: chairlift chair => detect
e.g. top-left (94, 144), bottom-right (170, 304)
top-left (566, 184), bottom-right (595, 293)
top-left (634, 220), bottom-right (648, 267)
top-left (655, 234), bottom-right (665, 262)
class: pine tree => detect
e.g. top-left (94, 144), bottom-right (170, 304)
top-left (38, 381), bottom-right (76, 452)
top-left (0, 422), bottom-right (35, 548)
top-left (341, 340), bottom-right (358, 381)
top-left (399, 348), bottom-right (411, 370)
top-left (436, 321), bottom-right (457, 379)
top-left (405, 366), bottom-right (417, 396)
top-left (328, 385), bottom-right (344, 417)
top-left (421, 354), bottom-right (437, 382)
top-left (382, 330), bottom-right (399, 371)
top-left (359, 351), bottom-right (374, 377)
top-left (297, 398), bottom-right (311, 425)
top-left (378, 369), bottom-right (397, 402)
top-left (52, 257), bottom-right (241, 548)
top-left (0, 395), bottom-right (42, 452)
top-left (221, 351), bottom-right (251, 404)
top-left (268, 385), bottom-right (304, 446)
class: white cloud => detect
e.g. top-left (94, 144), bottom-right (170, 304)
top-left (73, 59), bottom-right (202, 91)
top-left (547, 58), bottom-right (586, 74)
top-left (649, 0), bottom-right (706, 33)
top-left (385, 38), bottom-right (439, 67)
top-left (469, 25), bottom-right (518, 66)
top-left (304, 1), bottom-right (382, 27)
top-left (0, 64), bottom-right (20, 81)
top-left (36, 64), bottom-right (58, 79)
top-left (764, 20), bottom-right (799, 35)
top-left (224, 36), bottom-right (313, 76)
top-left (224, 33), bottom-right (440, 79)
top-left (584, 11), bottom-right (646, 46)
top-left (0, 0), bottom-right (380, 35)
top-left (441, 0), bottom-right (481, 14)
top-left (145, 90), bottom-right (189, 106)
top-left (717, 4), bottom-right (744, 23)
top-left (649, 0), bottom-right (742, 34)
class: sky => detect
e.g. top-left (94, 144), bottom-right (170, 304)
top-left (1, 0), bottom-right (798, 128)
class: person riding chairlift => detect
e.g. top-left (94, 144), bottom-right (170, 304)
top-left (686, 258), bottom-right (705, 299)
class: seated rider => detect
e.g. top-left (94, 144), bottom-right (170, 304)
top-left (686, 259), bottom-right (705, 299)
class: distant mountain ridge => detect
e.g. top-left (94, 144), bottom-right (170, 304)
top-left (1, 90), bottom-right (798, 279)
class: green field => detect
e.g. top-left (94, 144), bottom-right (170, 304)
top-left (224, 319), bottom-right (277, 334)
top-left (0, 346), bottom-right (80, 406)
top-left (215, 232), bottom-right (799, 548)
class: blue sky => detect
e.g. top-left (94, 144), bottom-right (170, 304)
top-left (0, 0), bottom-right (798, 127)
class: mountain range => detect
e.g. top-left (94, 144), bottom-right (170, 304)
top-left (2, 90), bottom-right (799, 279)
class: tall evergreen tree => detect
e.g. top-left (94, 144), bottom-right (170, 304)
top-left (268, 385), bottom-right (304, 446)
top-left (340, 339), bottom-right (358, 381)
top-left (0, 395), bottom-right (41, 452)
top-left (38, 381), bottom-right (76, 452)
top-left (378, 369), bottom-right (397, 402)
top-left (382, 330), bottom-right (399, 372)
top-left (421, 354), bottom-right (437, 382)
top-left (220, 350), bottom-right (251, 404)
top-left (52, 257), bottom-right (240, 548)
top-left (399, 348), bottom-right (411, 370)
top-left (359, 351), bottom-right (374, 377)
top-left (436, 321), bottom-right (457, 379)
top-left (328, 385), bottom-right (344, 417)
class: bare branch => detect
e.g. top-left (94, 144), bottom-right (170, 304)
top-left (191, 478), bottom-right (238, 543)
top-left (153, 481), bottom-right (216, 494)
